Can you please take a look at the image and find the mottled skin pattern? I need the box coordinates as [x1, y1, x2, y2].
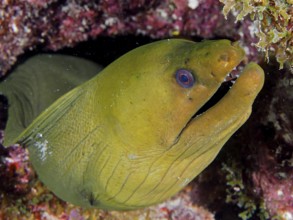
[0, 39, 264, 210]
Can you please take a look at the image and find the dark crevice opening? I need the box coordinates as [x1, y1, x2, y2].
[0, 95, 8, 130]
[171, 80, 234, 146]
[193, 80, 234, 118]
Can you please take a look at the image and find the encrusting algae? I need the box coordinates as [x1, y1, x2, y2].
[0, 39, 264, 210]
[220, 0, 293, 69]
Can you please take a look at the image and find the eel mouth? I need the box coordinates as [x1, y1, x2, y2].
[195, 80, 232, 117]
[173, 61, 264, 146]
[172, 65, 243, 145]
[193, 65, 242, 119]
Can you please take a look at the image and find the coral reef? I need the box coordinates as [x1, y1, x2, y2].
[148, 189, 215, 220]
[0, 144, 33, 196]
[249, 61, 293, 219]
[220, 0, 293, 68]
[0, 0, 292, 219]
[1, 0, 260, 77]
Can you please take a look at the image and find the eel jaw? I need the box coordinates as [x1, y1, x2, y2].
[174, 62, 265, 155]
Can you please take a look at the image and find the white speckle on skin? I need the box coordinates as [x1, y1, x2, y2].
[181, 178, 190, 187]
[34, 133, 50, 162]
[177, 176, 190, 187]
[36, 133, 43, 138]
[128, 154, 138, 160]
[34, 139, 49, 162]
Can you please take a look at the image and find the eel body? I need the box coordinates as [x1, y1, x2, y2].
[0, 55, 102, 144]
[0, 39, 264, 210]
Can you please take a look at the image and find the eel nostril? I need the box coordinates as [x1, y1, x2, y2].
[219, 53, 229, 62]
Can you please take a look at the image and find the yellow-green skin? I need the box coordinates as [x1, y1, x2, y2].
[3, 39, 264, 210]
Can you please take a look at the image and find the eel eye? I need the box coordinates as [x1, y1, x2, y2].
[175, 69, 195, 88]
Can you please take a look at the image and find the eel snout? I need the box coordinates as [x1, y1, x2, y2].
[177, 62, 265, 152]
[221, 62, 265, 116]
[206, 62, 264, 128]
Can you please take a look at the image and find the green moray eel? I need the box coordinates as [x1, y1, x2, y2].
[0, 55, 102, 144]
[0, 39, 264, 210]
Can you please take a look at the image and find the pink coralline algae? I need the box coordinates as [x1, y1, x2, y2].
[0, 0, 259, 76]
[149, 189, 215, 220]
[0, 140, 33, 196]
[249, 63, 293, 219]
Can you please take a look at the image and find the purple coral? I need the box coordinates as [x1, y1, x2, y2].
[0, 143, 33, 195]
[149, 190, 215, 220]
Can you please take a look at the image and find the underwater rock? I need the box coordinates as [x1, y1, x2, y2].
[0, 143, 33, 196]
[0, 0, 260, 76]
[148, 189, 215, 220]
[217, 62, 293, 219]
[220, 0, 293, 68]
[249, 62, 293, 218]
